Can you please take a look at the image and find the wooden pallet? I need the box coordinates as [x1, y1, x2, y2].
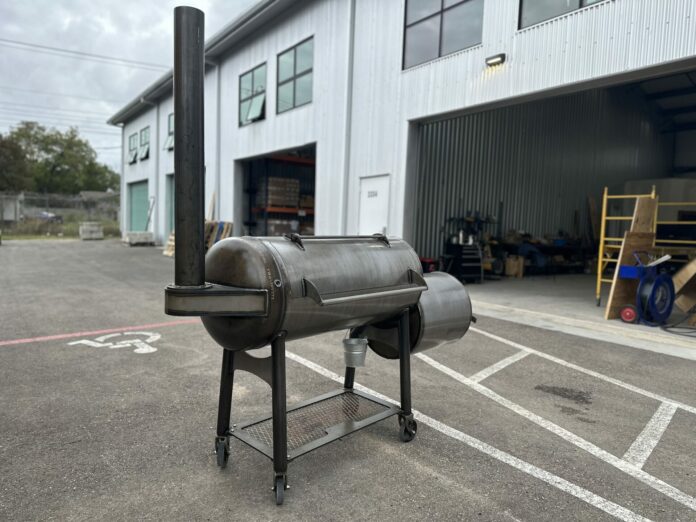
[673, 258, 696, 325]
[163, 221, 233, 258]
[163, 231, 176, 257]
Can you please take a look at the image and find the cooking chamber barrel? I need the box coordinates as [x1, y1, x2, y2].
[201, 235, 426, 351]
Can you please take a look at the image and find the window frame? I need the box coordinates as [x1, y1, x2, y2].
[518, 0, 608, 30]
[128, 133, 138, 164]
[139, 126, 150, 161]
[164, 113, 175, 150]
[402, 0, 483, 70]
[276, 36, 314, 115]
[239, 62, 267, 127]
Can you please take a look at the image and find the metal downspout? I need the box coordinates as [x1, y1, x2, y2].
[215, 61, 222, 220]
[341, 0, 357, 234]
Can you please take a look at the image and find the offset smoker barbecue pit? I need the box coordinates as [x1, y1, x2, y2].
[164, 7, 473, 505]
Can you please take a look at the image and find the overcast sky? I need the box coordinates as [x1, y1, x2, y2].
[0, 0, 257, 171]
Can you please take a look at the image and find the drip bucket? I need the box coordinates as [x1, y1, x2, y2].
[343, 337, 368, 367]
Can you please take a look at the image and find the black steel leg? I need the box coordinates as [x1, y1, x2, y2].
[271, 333, 288, 505]
[344, 367, 355, 389]
[397, 309, 417, 442]
[398, 309, 411, 415]
[215, 349, 235, 467]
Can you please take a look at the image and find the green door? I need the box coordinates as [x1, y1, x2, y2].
[165, 174, 175, 236]
[128, 180, 149, 231]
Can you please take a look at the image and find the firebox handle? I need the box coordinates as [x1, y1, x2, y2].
[303, 269, 427, 306]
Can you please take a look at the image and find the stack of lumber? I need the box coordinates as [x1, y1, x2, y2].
[163, 220, 233, 257]
[673, 258, 696, 326]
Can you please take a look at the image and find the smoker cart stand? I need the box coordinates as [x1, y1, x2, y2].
[214, 309, 417, 505]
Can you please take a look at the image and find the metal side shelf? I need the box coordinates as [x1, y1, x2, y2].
[231, 389, 399, 461]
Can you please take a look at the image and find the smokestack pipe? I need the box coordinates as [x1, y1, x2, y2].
[173, 6, 205, 287]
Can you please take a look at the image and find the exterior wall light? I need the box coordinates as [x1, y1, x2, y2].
[486, 53, 506, 67]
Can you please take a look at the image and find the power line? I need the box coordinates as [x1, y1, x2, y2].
[0, 85, 124, 104]
[0, 37, 170, 72]
[0, 100, 112, 117]
[0, 117, 119, 135]
[0, 108, 108, 125]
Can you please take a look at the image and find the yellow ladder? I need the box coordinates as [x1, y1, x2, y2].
[595, 186, 656, 306]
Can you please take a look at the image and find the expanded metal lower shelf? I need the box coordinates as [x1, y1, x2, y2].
[231, 389, 399, 460]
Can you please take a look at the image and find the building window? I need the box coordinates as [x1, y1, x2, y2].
[403, 0, 484, 69]
[277, 37, 313, 114]
[239, 63, 267, 126]
[519, 0, 604, 29]
[128, 133, 138, 164]
[139, 126, 150, 161]
[164, 113, 174, 150]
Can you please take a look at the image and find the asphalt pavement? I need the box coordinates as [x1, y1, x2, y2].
[1, 239, 695, 521]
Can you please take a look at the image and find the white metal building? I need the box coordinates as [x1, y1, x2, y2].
[109, 0, 696, 256]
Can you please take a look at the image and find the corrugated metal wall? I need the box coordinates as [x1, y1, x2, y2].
[413, 86, 673, 258]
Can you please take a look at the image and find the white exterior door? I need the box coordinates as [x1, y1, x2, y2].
[358, 174, 390, 235]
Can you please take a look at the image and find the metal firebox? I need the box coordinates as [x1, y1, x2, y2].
[164, 6, 473, 505]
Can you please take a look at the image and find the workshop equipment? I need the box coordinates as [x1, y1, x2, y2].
[618, 253, 675, 325]
[164, 7, 473, 505]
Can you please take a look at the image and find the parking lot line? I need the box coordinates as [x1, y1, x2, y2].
[416, 353, 696, 512]
[285, 351, 650, 522]
[468, 350, 530, 383]
[471, 327, 696, 416]
[623, 403, 678, 469]
[0, 319, 199, 347]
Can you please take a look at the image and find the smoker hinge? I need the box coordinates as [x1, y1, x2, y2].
[284, 233, 305, 250]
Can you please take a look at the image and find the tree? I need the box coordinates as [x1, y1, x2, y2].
[0, 134, 32, 192]
[0, 122, 119, 194]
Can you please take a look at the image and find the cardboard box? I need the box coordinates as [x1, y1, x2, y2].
[505, 255, 525, 278]
[256, 177, 300, 207]
[299, 195, 315, 209]
[266, 219, 299, 236]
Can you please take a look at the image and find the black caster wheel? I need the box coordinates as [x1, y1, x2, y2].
[215, 437, 229, 468]
[398, 415, 417, 442]
[274, 475, 287, 505]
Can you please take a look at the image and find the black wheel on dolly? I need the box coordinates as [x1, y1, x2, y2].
[274, 475, 286, 505]
[398, 415, 417, 442]
[215, 438, 229, 468]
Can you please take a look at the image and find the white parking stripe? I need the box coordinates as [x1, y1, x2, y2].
[416, 353, 696, 513]
[471, 327, 696, 416]
[468, 350, 529, 383]
[285, 351, 649, 522]
[623, 403, 678, 469]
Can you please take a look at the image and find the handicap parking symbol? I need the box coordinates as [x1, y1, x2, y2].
[68, 331, 160, 354]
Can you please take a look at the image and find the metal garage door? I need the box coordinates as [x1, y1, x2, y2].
[128, 180, 149, 231]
